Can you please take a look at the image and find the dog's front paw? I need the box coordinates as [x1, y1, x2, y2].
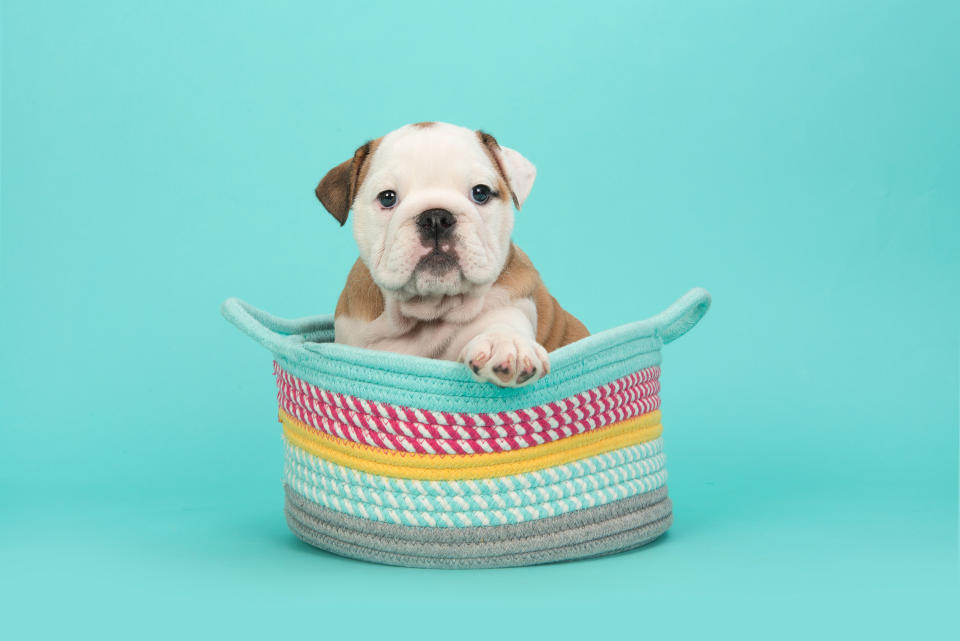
[459, 334, 550, 388]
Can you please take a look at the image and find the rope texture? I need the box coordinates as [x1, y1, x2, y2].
[285, 446, 668, 528]
[283, 437, 665, 496]
[275, 362, 659, 431]
[280, 409, 662, 480]
[285, 441, 667, 513]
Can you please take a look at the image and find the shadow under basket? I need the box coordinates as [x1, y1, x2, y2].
[221, 287, 710, 569]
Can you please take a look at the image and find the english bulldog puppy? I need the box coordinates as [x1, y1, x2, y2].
[315, 122, 588, 387]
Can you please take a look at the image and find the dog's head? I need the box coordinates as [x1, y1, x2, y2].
[315, 122, 536, 299]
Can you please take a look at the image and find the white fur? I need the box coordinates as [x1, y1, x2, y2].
[338, 122, 548, 387]
[499, 146, 537, 207]
[352, 123, 517, 299]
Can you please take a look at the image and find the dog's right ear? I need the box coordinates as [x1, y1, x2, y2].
[315, 140, 377, 226]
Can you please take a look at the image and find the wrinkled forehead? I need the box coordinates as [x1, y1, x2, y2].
[366, 123, 496, 187]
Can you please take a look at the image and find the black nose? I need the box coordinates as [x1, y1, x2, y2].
[416, 208, 456, 242]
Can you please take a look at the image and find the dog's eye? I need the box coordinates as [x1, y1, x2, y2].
[471, 184, 491, 204]
[377, 190, 397, 208]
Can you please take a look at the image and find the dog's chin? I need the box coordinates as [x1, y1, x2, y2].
[410, 251, 465, 297]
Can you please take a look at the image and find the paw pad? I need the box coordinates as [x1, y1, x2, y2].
[460, 334, 550, 388]
[516, 357, 537, 384]
[491, 356, 515, 383]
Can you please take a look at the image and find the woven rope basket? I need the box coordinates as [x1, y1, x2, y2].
[222, 287, 710, 568]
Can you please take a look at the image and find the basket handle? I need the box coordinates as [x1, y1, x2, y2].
[220, 297, 334, 356]
[653, 287, 711, 344]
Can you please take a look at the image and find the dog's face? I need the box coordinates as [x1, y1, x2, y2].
[316, 122, 536, 299]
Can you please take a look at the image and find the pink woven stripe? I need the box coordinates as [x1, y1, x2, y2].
[273, 363, 660, 428]
[272, 363, 661, 454]
[278, 392, 660, 454]
[276, 376, 660, 440]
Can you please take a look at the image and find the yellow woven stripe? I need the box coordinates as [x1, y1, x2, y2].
[279, 409, 663, 480]
[281, 408, 661, 468]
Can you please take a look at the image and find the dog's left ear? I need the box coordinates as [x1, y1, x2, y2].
[315, 141, 376, 226]
[477, 131, 537, 209]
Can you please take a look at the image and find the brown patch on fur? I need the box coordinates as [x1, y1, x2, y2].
[476, 131, 521, 209]
[335, 259, 385, 321]
[492, 175, 511, 208]
[411, 121, 435, 128]
[315, 137, 382, 225]
[494, 245, 589, 351]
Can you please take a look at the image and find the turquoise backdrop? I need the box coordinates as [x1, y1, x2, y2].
[2, 1, 958, 638]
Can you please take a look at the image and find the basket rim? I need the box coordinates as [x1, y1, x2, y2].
[221, 288, 709, 410]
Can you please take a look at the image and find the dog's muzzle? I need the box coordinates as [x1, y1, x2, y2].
[416, 208, 456, 246]
[414, 208, 459, 275]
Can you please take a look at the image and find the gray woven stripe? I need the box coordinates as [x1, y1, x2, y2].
[284, 483, 669, 543]
[285, 494, 672, 560]
[285, 485, 671, 556]
[282, 485, 672, 568]
[285, 508, 671, 569]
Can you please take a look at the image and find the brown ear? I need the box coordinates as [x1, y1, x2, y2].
[476, 131, 520, 209]
[315, 140, 378, 225]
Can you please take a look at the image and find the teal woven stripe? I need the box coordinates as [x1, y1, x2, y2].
[283, 458, 669, 528]
[283, 438, 665, 496]
[285, 470, 668, 528]
[285, 452, 666, 511]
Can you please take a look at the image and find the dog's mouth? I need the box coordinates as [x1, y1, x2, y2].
[415, 248, 459, 275]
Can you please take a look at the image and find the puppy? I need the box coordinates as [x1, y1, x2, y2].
[315, 122, 588, 387]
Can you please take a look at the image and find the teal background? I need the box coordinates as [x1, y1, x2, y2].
[2, 1, 958, 638]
